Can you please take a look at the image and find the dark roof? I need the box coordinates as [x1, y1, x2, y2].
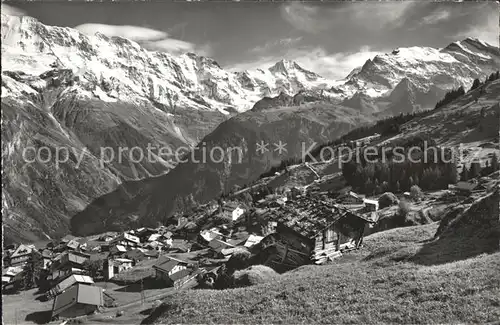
[153, 256, 189, 273]
[61, 234, 77, 243]
[208, 239, 235, 252]
[66, 240, 80, 250]
[10, 244, 34, 258]
[456, 182, 479, 191]
[266, 196, 373, 239]
[169, 269, 192, 282]
[52, 284, 103, 317]
[52, 274, 95, 294]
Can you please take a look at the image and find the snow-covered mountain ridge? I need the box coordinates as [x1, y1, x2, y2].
[3, 14, 499, 115]
[1, 14, 338, 114]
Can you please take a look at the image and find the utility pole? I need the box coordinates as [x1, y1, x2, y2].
[140, 277, 145, 305]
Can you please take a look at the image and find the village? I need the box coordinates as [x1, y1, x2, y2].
[3, 155, 497, 324]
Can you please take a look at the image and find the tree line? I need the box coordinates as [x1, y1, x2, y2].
[341, 135, 459, 195]
[435, 70, 500, 110]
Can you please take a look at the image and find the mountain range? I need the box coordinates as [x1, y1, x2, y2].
[2, 12, 499, 242]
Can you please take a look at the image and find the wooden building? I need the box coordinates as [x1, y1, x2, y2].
[51, 284, 103, 320]
[153, 256, 197, 287]
[7, 244, 35, 267]
[255, 198, 375, 273]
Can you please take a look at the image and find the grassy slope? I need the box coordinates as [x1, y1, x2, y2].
[144, 220, 500, 324]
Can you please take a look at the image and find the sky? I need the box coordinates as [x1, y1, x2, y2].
[2, 1, 499, 80]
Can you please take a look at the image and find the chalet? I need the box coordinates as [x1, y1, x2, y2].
[221, 202, 246, 221]
[2, 266, 23, 285]
[125, 248, 148, 261]
[256, 198, 375, 272]
[363, 199, 379, 212]
[66, 239, 80, 251]
[98, 234, 114, 242]
[208, 238, 235, 256]
[173, 220, 199, 241]
[8, 244, 35, 267]
[109, 244, 128, 257]
[147, 233, 162, 242]
[344, 191, 365, 205]
[199, 229, 223, 243]
[50, 251, 90, 280]
[153, 256, 196, 287]
[228, 234, 250, 247]
[455, 181, 485, 196]
[109, 232, 140, 248]
[135, 227, 157, 243]
[220, 247, 245, 259]
[51, 284, 103, 320]
[145, 241, 165, 252]
[170, 239, 191, 253]
[50, 274, 95, 296]
[100, 243, 110, 252]
[244, 235, 264, 248]
[60, 234, 78, 244]
[104, 258, 133, 280]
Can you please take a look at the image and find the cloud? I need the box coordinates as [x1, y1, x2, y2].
[280, 3, 332, 33]
[1, 4, 26, 16]
[339, 2, 416, 29]
[75, 23, 212, 56]
[227, 46, 385, 80]
[281, 2, 416, 33]
[453, 7, 498, 46]
[75, 24, 167, 42]
[250, 37, 303, 54]
[421, 9, 451, 25]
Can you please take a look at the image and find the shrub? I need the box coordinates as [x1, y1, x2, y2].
[378, 192, 399, 209]
[226, 248, 253, 273]
[232, 265, 279, 288]
[410, 185, 424, 201]
[395, 200, 411, 226]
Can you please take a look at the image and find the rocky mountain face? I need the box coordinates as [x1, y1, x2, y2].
[70, 102, 372, 236]
[2, 12, 499, 242]
[339, 39, 500, 114]
[0, 13, 341, 243]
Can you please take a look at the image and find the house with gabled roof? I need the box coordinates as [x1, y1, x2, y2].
[50, 251, 90, 281]
[2, 266, 23, 286]
[66, 239, 80, 251]
[363, 198, 379, 211]
[8, 244, 35, 267]
[256, 197, 376, 272]
[50, 274, 95, 296]
[208, 238, 235, 256]
[244, 234, 264, 248]
[454, 181, 486, 196]
[60, 234, 77, 244]
[136, 227, 157, 243]
[109, 244, 128, 257]
[51, 284, 103, 320]
[109, 232, 140, 248]
[104, 258, 134, 280]
[153, 256, 197, 287]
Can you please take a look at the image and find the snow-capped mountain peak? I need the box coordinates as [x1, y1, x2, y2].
[2, 12, 499, 115]
[1, 13, 334, 115]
